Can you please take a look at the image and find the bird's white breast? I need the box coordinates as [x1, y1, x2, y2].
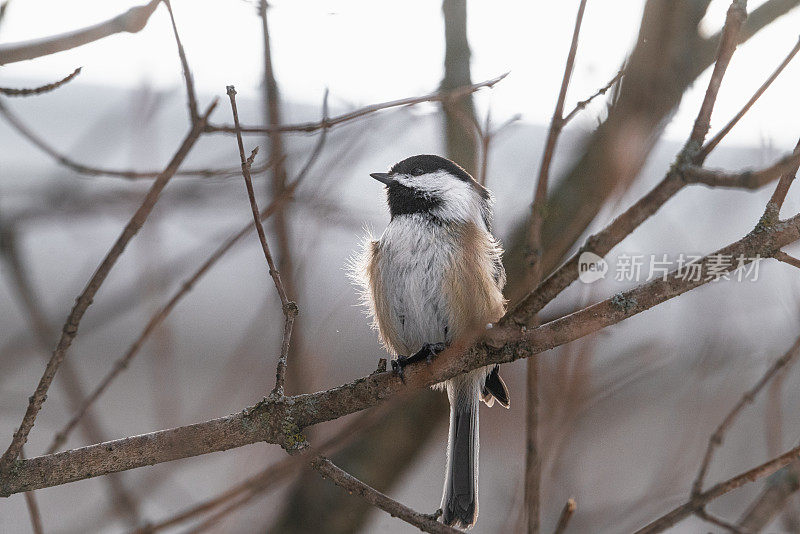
[375, 214, 455, 355]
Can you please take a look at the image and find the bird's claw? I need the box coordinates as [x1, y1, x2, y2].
[392, 343, 447, 383]
[422, 508, 443, 521]
[391, 356, 412, 383]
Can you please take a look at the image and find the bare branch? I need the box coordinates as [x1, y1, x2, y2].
[0, 0, 161, 64]
[509, 0, 752, 327]
[764, 138, 800, 221]
[0, 98, 254, 180]
[227, 84, 297, 396]
[136, 402, 391, 533]
[0, 224, 141, 517]
[0, 100, 218, 472]
[20, 449, 43, 534]
[635, 439, 800, 534]
[312, 457, 459, 534]
[45, 186, 290, 456]
[687, 0, 747, 149]
[227, 86, 289, 308]
[700, 36, 800, 158]
[0, 67, 81, 96]
[163, 0, 199, 124]
[683, 149, 800, 189]
[562, 68, 624, 124]
[45, 97, 329, 455]
[524, 4, 588, 530]
[5, 204, 800, 495]
[774, 250, 800, 270]
[692, 334, 800, 497]
[205, 73, 508, 135]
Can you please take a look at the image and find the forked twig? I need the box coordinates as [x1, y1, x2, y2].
[227, 85, 297, 397]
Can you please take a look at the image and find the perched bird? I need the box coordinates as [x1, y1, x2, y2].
[352, 154, 510, 528]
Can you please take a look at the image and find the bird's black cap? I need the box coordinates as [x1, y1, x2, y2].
[389, 154, 473, 182]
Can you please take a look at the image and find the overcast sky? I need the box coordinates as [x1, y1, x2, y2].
[1, 0, 799, 151]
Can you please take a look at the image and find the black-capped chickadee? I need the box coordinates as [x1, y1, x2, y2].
[352, 154, 510, 529]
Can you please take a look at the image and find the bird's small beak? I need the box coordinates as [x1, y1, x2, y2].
[370, 172, 393, 185]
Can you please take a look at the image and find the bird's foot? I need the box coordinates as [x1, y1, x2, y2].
[422, 508, 443, 522]
[391, 343, 447, 383]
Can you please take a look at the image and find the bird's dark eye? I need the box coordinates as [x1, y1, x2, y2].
[411, 167, 424, 176]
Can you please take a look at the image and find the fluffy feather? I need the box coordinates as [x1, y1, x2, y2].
[351, 154, 508, 529]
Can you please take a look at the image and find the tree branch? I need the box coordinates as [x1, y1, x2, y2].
[311, 457, 459, 534]
[44, 97, 328, 456]
[0, 100, 217, 472]
[0, 67, 81, 96]
[0, 0, 161, 64]
[700, 36, 800, 158]
[204, 73, 507, 135]
[163, 0, 198, 124]
[5, 204, 800, 495]
[692, 334, 800, 498]
[635, 440, 800, 534]
[0, 98, 256, 180]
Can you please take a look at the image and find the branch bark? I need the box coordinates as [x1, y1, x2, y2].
[0, 0, 161, 64]
[5, 204, 800, 496]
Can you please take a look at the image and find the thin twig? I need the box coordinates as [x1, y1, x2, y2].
[0, 0, 161, 64]
[0, 100, 217, 472]
[524, 3, 588, 531]
[691, 334, 800, 497]
[46, 97, 329, 454]
[227, 85, 297, 396]
[526, 0, 588, 285]
[700, 36, 800, 159]
[162, 0, 198, 124]
[635, 439, 800, 534]
[312, 457, 460, 534]
[0, 224, 141, 518]
[552, 498, 576, 534]
[0, 67, 81, 96]
[562, 68, 624, 124]
[687, 0, 747, 149]
[508, 0, 753, 327]
[227, 86, 288, 307]
[763, 137, 800, 221]
[0, 99, 255, 180]
[205, 73, 508, 135]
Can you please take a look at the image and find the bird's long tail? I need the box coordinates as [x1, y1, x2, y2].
[441, 373, 481, 528]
